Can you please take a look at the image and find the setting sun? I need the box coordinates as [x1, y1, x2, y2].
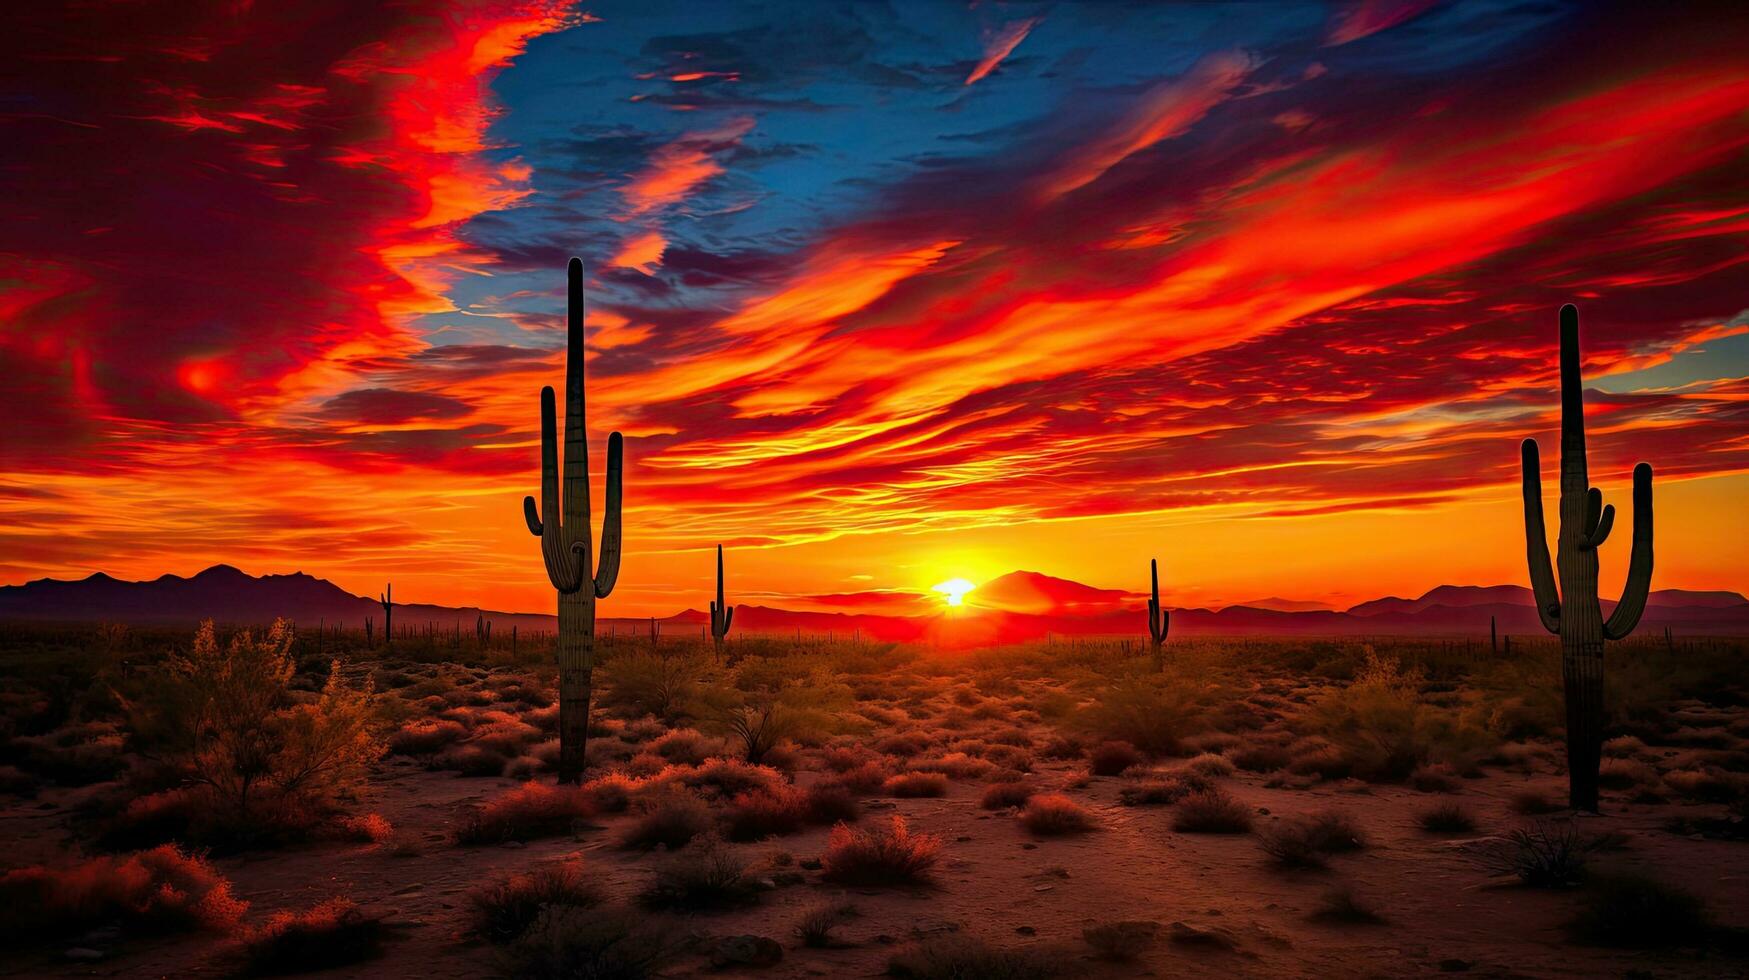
[932, 577, 977, 607]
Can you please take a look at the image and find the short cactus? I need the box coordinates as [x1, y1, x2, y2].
[1146, 558, 1169, 669]
[1520, 304, 1654, 812]
[522, 257, 624, 785]
[710, 544, 735, 660]
[379, 584, 393, 647]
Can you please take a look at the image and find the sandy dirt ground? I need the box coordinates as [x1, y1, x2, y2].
[4, 740, 1745, 979]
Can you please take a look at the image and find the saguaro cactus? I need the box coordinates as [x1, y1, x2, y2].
[1146, 559, 1169, 669]
[522, 257, 624, 785]
[1521, 304, 1654, 812]
[710, 544, 735, 660]
[379, 584, 393, 648]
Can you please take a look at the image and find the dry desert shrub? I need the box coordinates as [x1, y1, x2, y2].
[1087, 740, 1146, 776]
[1172, 789, 1253, 834]
[1479, 819, 1600, 887]
[1185, 752, 1236, 778]
[118, 619, 383, 849]
[887, 935, 1061, 980]
[722, 785, 809, 841]
[980, 781, 1036, 810]
[821, 815, 940, 886]
[0, 845, 246, 943]
[639, 834, 758, 910]
[619, 787, 712, 850]
[795, 902, 858, 948]
[469, 861, 602, 943]
[1417, 801, 1476, 834]
[1019, 793, 1098, 835]
[803, 782, 861, 824]
[387, 718, 467, 755]
[239, 899, 385, 975]
[456, 781, 596, 845]
[884, 771, 949, 797]
[1257, 810, 1365, 868]
[1076, 676, 1204, 755]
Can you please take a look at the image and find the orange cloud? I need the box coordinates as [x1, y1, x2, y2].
[620, 116, 755, 218]
[965, 17, 1040, 87]
[1037, 50, 1255, 202]
[609, 229, 668, 274]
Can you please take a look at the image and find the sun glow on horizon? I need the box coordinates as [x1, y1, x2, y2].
[932, 577, 977, 607]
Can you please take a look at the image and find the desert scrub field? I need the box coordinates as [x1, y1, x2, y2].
[0, 622, 1745, 976]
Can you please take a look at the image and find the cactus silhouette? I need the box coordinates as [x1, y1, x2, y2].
[522, 257, 624, 785]
[379, 584, 393, 648]
[1520, 304, 1654, 812]
[1146, 558, 1169, 669]
[710, 544, 735, 660]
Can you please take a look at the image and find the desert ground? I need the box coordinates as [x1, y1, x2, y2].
[1, 623, 1745, 978]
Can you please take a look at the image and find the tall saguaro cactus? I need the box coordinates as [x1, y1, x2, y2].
[523, 257, 624, 785]
[1146, 559, 1170, 670]
[710, 544, 735, 660]
[1521, 304, 1654, 812]
[380, 584, 393, 647]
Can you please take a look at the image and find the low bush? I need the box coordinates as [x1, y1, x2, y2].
[1018, 793, 1098, 835]
[1118, 773, 1207, 806]
[1418, 802, 1476, 834]
[639, 835, 757, 910]
[1171, 789, 1253, 834]
[888, 935, 1061, 979]
[803, 782, 861, 824]
[883, 771, 949, 798]
[0, 845, 246, 943]
[619, 788, 712, 851]
[795, 902, 858, 948]
[1257, 810, 1364, 868]
[1087, 741, 1146, 777]
[979, 781, 1036, 810]
[470, 861, 602, 943]
[821, 815, 940, 886]
[456, 781, 596, 845]
[1229, 742, 1292, 773]
[239, 899, 385, 975]
[1185, 752, 1235, 778]
[1480, 819, 1598, 887]
[722, 786, 808, 842]
[500, 906, 670, 980]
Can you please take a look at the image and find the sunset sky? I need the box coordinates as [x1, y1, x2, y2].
[3, 1, 1748, 618]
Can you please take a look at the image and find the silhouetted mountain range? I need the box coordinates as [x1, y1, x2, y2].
[2, 565, 1745, 642]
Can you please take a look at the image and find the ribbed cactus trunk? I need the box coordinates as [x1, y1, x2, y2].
[1521, 305, 1654, 812]
[523, 258, 624, 785]
[1146, 559, 1169, 670]
[380, 584, 392, 649]
[710, 544, 734, 661]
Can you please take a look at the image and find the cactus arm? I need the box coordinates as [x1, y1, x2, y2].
[724, 605, 734, 633]
[523, 497, 543, 536]
[593, 431, 624, 598]
[1582, 503, 1615, 551]
[534, 386, 584, 593]
[1583, 487, 1602, 537]
[1603, 463, 1654, 640]
[1520, 439, 1562, 634]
